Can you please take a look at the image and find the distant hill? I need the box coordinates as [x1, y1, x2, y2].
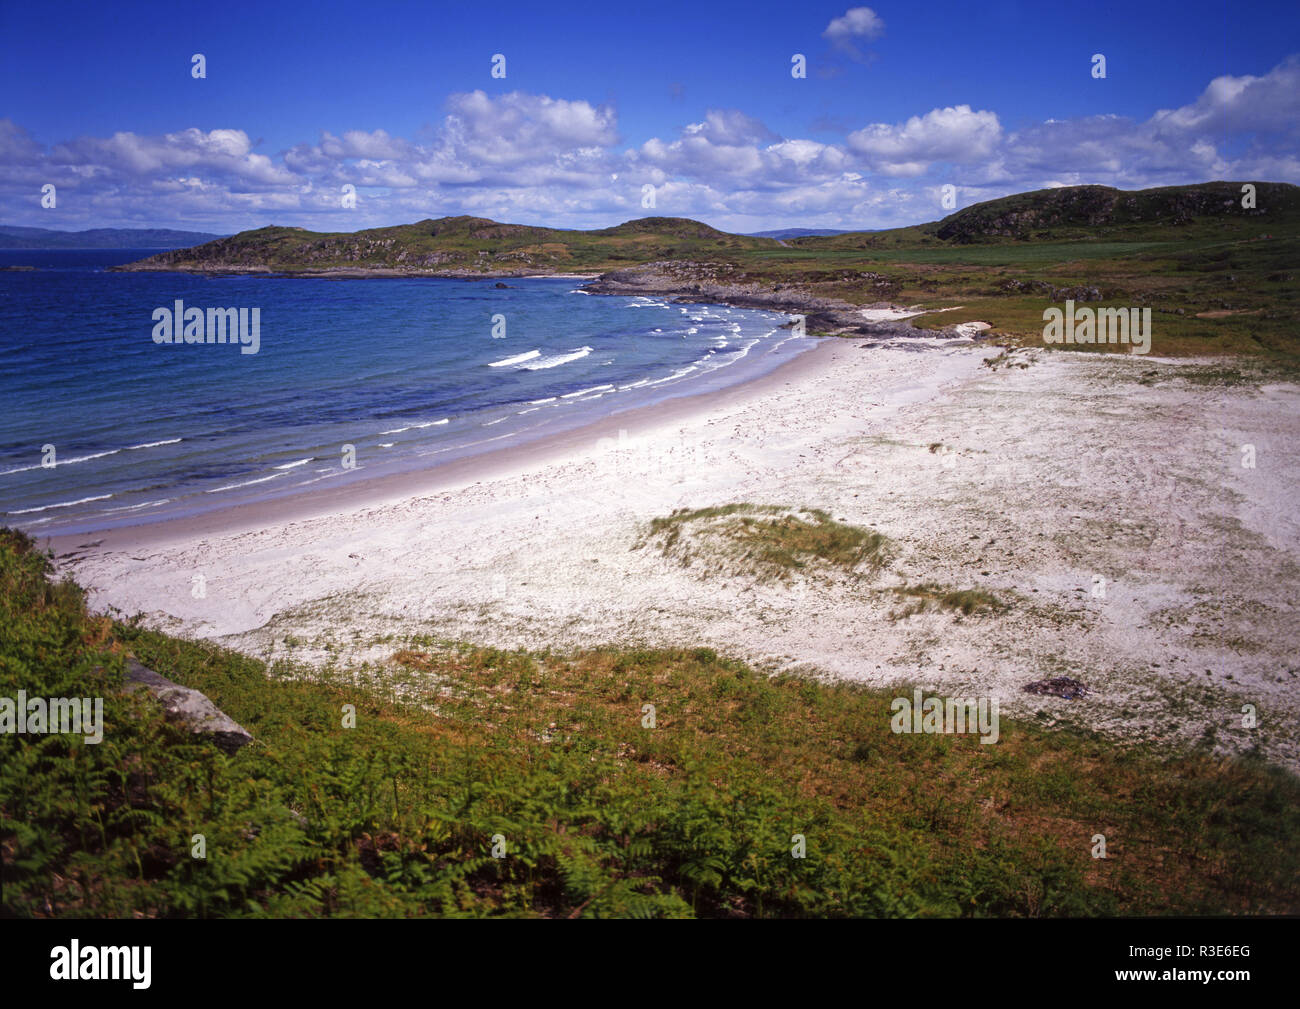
[930, 182, 1300, 243]
[790, 181, 1300, 248]
[115, 215, 779, 275]
[0, 225, 225, 249]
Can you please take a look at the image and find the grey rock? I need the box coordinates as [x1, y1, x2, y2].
[123, 660, 253, 754]
[581, 261, 904, 337]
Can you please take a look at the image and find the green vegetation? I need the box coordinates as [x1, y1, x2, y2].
[118, 215, 778, 276]
[784, 183, 1299, 360]
[890, 583, 1007, 618]
[641, 504, 887, 580]
[3, 528, 1299, 917]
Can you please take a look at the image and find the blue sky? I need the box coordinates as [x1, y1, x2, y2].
[2, 0, 1298, 232]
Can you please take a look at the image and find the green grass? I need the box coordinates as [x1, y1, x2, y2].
[641, 504, 888, 580]
[890, 583, 1008, 618]
[3, 527, 1299, 917]
[766, 241, 1180, 265]
[120, 215, 780, 276]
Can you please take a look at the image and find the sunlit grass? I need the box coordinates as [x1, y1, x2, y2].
[642, 504, 888, 580]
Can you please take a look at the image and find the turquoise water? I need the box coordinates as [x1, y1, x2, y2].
[0, 250, 809, 533]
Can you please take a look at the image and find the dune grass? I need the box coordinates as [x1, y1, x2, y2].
[890, 583, 1008, 618]
[642, 504, 888, 581]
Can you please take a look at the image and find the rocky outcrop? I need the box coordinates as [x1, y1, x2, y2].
[1002, 279, 1103, 302]
[123, 660, 253, 754]
[581, 261, 907, 336]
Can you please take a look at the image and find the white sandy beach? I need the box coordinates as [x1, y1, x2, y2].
[51, 334, 1300, 769]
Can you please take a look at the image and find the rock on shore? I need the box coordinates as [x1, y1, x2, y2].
[582, 260, 941, 337]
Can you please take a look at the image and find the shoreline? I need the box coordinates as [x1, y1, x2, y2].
[51, 337, 1300, 773]
[108, 265, 604, 281]
[47, 335, 841, 556]
[17, 273, 815, 541]
[108, 261, 937, 337]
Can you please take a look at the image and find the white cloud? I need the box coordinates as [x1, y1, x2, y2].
[440, 90, 618, 164]
[50, 127, 296, 187]
[823, 7, 885, 55]
[1150, 54, 1300, 137]
[847, 105, 1002, 175]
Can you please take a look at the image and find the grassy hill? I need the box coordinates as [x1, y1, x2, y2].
[116, 215, 778, 275]
[790, 181, 1300, 248]
[736, 181, 1300, 359]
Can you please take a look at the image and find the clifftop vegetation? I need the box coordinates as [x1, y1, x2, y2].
[3, 527, 1298, 917]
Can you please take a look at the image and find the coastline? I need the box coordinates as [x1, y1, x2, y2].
[11, 267, 816, 537]
[108, 260, 931, 337]
[47, 334, 840, 555]
[51, 335, 1300, 772]
[109, 265, 602, 281]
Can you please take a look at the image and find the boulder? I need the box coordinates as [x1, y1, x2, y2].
[123, 660, 253, 754]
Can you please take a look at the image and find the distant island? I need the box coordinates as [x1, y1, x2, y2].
[0, 224, 226, 250]
[745, 228, 861, 239]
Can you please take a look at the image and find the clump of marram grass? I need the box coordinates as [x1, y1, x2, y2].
[890, 582, 1006, 619]
[638, 504, 888, 581]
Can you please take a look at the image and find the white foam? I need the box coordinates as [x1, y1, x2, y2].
[1, 448, 119, 475]
[520, 346, 593, 371]
[205, 472, 287, 494]
[645, 366, 699, 387]
[562, 384, 614, 399]
[381, 418, 449, 434]
[104, 498, 171, 514]
[1, 436, 185, 476]
[274, 458, 312, 470]
[128, 438, 183, 450]
[9, 493, 114, 515]
[489, 349, 541, 367]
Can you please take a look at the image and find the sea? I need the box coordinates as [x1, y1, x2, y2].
[0, 250, 812, 535]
